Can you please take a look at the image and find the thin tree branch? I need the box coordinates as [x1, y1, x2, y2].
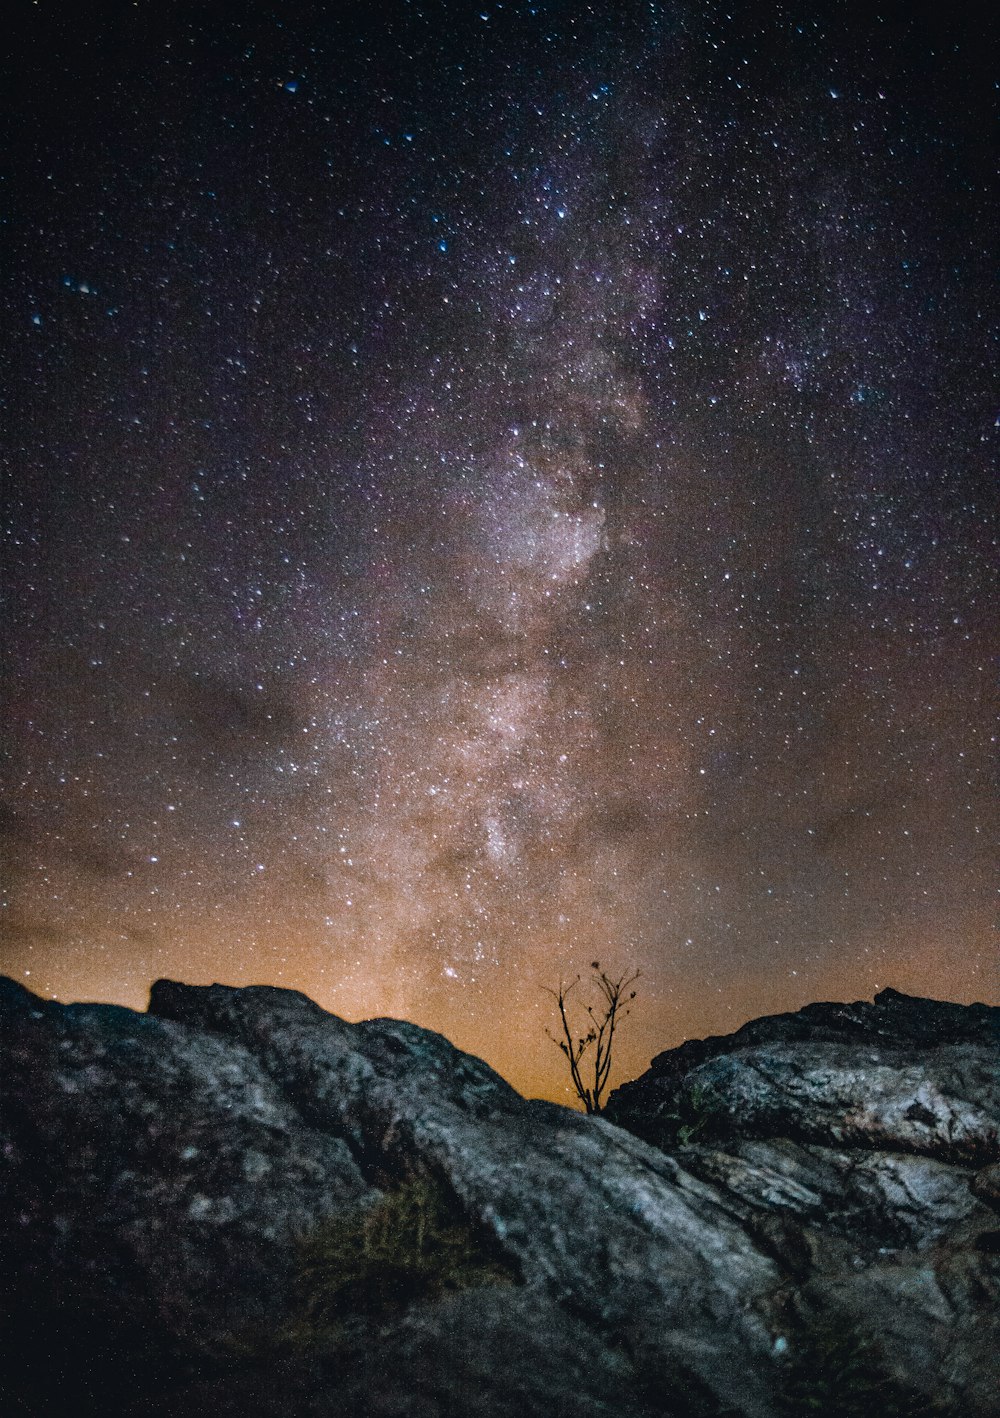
[544, 965, 639, 1113]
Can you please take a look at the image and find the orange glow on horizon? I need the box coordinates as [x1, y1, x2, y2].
[12, 914, 996, 1106]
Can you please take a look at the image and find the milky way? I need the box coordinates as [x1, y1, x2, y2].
[2, 2, 996, 1098]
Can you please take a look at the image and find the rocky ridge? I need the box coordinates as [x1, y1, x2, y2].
[1, 977, 997, 1416]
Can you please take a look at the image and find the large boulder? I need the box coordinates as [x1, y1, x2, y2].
[605, 987, 1000, 1414]
[604, 988, 999, 1163]
[1, 976, 779, 1417]
[144, 978, 782, 1414]
[0, 977, 375, 1411]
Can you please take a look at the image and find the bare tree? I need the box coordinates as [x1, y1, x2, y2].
[544, 962, 639, 1113]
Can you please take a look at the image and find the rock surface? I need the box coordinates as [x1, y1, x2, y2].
[605, 988, 999, 1163]
[605, 987, 1000, 1413]
[2, 976, 997, 1416]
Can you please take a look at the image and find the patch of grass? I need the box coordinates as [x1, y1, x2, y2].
[657, 1084, 724, 1148]
[291, 1176, 515, 1333]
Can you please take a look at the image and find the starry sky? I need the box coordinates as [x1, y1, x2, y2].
[2, 0, 996, 1101]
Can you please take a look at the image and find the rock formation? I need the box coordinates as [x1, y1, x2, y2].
[1, 977, 997, 1416]
[604, 987, 1000, 1413]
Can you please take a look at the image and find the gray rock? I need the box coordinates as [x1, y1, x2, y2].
[146, 979, 782, 1414]
[0, 978, 374, 1372]
[3, 976, 997, 1416]
[606, 988, 1000, 1415]
[689, 1137, 986, 1247]
[646, 1043, 997, 1161]
[971, 1160, 1000, 1211]
[1, 977, 780, 1416]
[605, 988, 999, 1163]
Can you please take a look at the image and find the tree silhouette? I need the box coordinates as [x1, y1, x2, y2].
[545, 962, 639, 1113]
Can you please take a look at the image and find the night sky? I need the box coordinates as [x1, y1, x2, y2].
[2, 1, 996, 1101]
